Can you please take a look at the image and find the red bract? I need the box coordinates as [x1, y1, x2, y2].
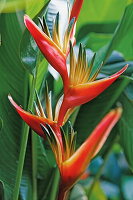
[69, 0, 84, 43]
[70, 0, 84, 22]
[58, 60, 127, 125]
[56, 44, 128, 125]
[8, 95, 51, 138]
[38, 107, 122, 199]
[58, 107, 122, 198]
[8, 94, 64, 150]
[24, 15, 68, 87]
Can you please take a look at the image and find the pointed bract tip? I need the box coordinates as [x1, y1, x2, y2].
[24, 14, 30, 23]
[110, 106, 122, 115]
[8, 95, 23, 111]
[115, 107, 123, 115]
[8, 94, 12, 101]
[111, 64, 128, 78]
[119, 64, 128, 74]
[24, 14, 34, 28]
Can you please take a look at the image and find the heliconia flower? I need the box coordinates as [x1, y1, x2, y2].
[8, 86, 65, 151]
[43, 107, 122, 200]
[57, 44, 128, 125]
[60, 108, 122, 190]
[24, 0, 83, 90]
[8, 81, 77, 151]
[40, 108, 122, 199]
[24, 14, 68, 88]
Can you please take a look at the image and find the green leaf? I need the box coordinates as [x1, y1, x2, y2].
[121, 176, 133, 200]
[25, 0, 48, 18]
[119, 92, 133, 170]
[20, 2, 49, 75]
[0, 0, 26, 13]
[124, 82, 133, 100]
[77, 22, 117, 42]
[101, 181, 120, 200]
[109, 2, 133, 60]
[101, 51, 133, 77]
[0, 181, 4, 200]
[70, 184, 88, 200]
[19, 132, 56, 200]
[54, 76, 63, 98]
[87, 3, 133, 72]
[0, 13, 28, 199]
[77, 0, 128, 32]
[0, 0, 47, 14]
[84, 32, 112, 51]
[102, 61, 133, 76]
[36, 137, 56, 199]
[20, 28, 38, 75]
[36, 59, 48, 92]
[0, 118, 3, 131]
[74, 77, 130, 146]
[105, 51, 125, 64]
[86, 182, 107, 200]
[20, 138, 33, 200]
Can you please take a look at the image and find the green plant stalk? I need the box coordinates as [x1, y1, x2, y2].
[49, 167, 60, 200]
[87, 135, 119, 199]
[13, 53, 40, 200]
[42, 168, 56, 200]
[12, 73, 37, 200]
[31, 54, 41, 200]
[32, 132, 38, 200]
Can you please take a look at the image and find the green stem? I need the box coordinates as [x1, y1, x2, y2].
[31, 54, 40, 200]
[87, 136, 119, 199]
[49, 167, 60, 200]
[12, 74, 37, 200]
[13, 53, 40, 200]
[32, 133, 38, 200]
[42, 168, 57, 200]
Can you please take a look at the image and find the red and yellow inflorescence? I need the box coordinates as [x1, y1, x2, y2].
[9, 0, 127, 199]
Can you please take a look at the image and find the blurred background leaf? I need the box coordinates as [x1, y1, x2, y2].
[77, 0, 132, 38]
[0, 12, 29, 199]
[69, 184, 88, 200]
[0, 118, 3, 131]
[0, 0, 46, 14]
[20, 1, 49, 75]
[93, 3, 133, 72]
[121, 176, 133, 200]
[119, 92, 133, 171]
[0, 181, 4, 200]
